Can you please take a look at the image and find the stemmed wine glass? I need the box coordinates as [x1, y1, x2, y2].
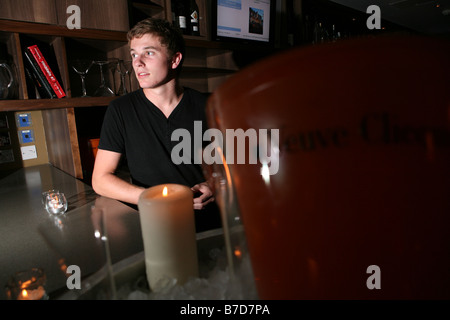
[108, 58, 120, 96]
[71, 59, 93, 97]
[117, 60, 133, 95]
[93, 60, 115, 97]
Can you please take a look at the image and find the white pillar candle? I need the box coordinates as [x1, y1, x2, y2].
[138, 184, 199, 292]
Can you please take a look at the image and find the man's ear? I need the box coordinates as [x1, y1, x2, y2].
[171, 52, 183, 70]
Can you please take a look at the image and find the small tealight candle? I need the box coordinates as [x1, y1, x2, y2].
[43, 191, 68, 215]
[17, 286, 46, 300]
[6, 268, 47, 300]
[42, 189, 57, 208]
[138, 184, 199, 292]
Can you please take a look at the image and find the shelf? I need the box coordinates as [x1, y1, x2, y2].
[182, 66, 237, 77]
[0, 97, 116, 112]
[132, 2, 165, 17]
[0, 19, 268, 53]
[0, 19, 127, 42]
[184, 37, 270, 51]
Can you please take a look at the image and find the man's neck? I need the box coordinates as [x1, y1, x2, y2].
[143, 81, 184, 118]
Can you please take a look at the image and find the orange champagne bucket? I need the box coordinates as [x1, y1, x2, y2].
[206, 35, 450, 299]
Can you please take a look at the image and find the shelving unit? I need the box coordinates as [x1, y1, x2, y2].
[0, 97, 116, 112]
[0, 2, 240, 112]
[0, 0, 241, 182]
[0, 17, 133, 179]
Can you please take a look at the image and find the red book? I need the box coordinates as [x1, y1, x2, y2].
[27, 45, 66, 98]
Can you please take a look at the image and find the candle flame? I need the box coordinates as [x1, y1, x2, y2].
[50, 194, 59, 208]
[162, 186, 168, 197]
[22, 289, 28, 298]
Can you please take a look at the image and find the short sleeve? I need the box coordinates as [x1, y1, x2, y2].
[98, 102, 125, 154]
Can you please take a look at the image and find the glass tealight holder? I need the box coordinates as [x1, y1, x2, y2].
[43, 191, 68, 215]
[6, 268, 48, 300]
[41, 189, 57, 208]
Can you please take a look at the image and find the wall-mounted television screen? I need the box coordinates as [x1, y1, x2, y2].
[212, 0, 275, 46]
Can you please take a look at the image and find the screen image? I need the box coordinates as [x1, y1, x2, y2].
[217, 0, 272, 43]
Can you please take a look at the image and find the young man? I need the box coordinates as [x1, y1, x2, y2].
[92, 18, 221, 232]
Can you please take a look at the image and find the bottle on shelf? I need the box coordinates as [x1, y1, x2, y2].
[172, 0, 189, 35]
[189, 0, 200, 36]
[313, 20, 329, 44]
[312, 20, 321, 44]
[331, 24, 341, 42]
[286, 0, 296, 46]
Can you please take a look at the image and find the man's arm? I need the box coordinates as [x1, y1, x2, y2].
[92, 149, 145, 205]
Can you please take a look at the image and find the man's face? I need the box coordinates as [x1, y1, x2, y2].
[130, 33, 178, 89]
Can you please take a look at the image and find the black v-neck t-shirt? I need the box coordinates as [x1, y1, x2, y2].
[99, 87, 208, 189]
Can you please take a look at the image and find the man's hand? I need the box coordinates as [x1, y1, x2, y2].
[191, 182, 215, 210]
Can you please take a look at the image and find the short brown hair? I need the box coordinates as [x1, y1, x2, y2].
[128, 18, 185, 70]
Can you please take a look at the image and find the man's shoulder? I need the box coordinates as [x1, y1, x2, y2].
[184, 87, 209, 103]
[109, 89, 142, 108]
